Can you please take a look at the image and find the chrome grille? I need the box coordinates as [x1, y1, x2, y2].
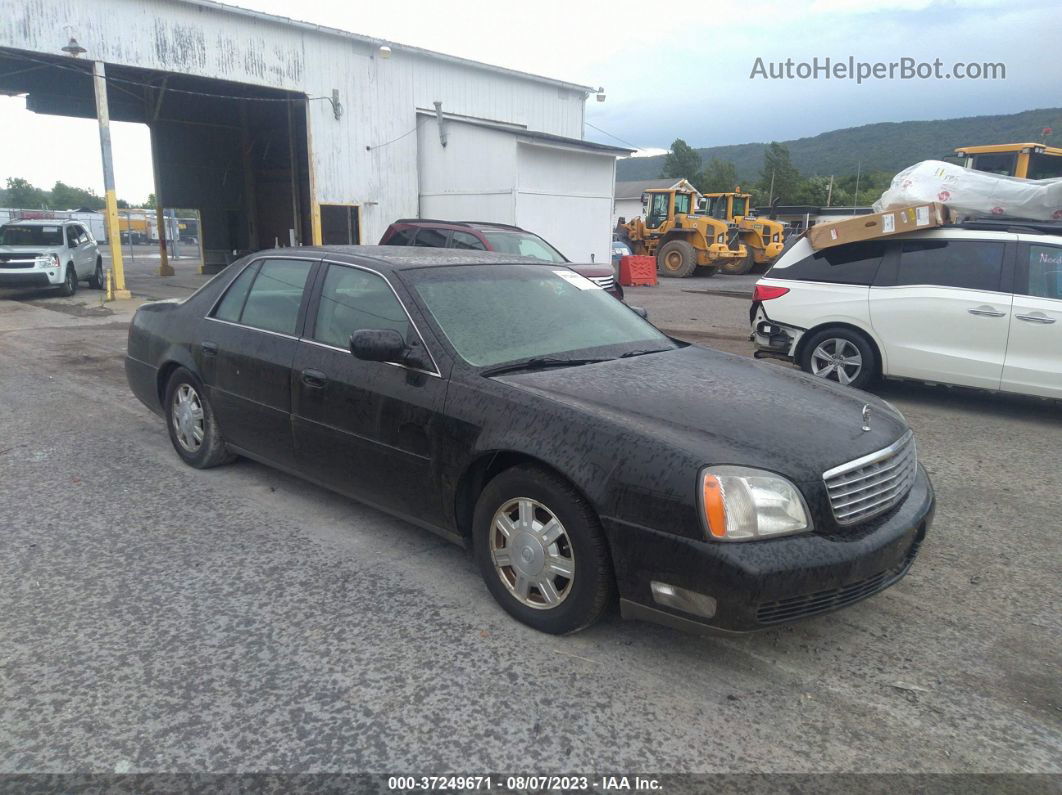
[823, 431, 917, 526]
[588, 274, 615, 291]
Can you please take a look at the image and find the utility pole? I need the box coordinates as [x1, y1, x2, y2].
[826, 175, 834, 208]
[768, 170, 776, 207]
[92, 60, 131, 299]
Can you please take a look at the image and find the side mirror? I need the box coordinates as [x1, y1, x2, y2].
[350, 328, 407, 363]
[629, 306, 648, 320]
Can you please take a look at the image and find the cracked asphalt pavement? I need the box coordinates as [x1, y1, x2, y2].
[0, 273, 1059, 776]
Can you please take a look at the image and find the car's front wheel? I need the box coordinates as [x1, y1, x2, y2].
[800, 328, 877, 389]
[164, 368, 235, 468]
[473, 465, 614, 634]
[58, 264, 77, 297]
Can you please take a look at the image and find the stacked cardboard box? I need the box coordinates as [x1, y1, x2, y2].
[808, 203, 950, 250]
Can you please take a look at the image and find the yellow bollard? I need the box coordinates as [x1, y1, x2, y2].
[105, 269, 115, 302]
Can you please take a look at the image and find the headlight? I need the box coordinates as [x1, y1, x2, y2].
[717, 233, 725, 243]
[36, 253, 59, 269]
[700, 466, 811, 541]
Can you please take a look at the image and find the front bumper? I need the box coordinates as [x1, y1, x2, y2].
[0, 271, 58, 288]
[605, 464, 935, 633]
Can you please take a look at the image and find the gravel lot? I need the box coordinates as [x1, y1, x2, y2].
[1, 262, 1059, 779]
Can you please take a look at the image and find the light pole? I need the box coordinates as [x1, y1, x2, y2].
[63, 38, 130, 299]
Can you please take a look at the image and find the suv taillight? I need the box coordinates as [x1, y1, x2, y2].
[752, 284, 789, 301]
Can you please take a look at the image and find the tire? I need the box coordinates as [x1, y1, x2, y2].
[656, 240, 697, 278]
[58, 264, 77, 297]
[799, 328, 877, 390]
[89, 257, 105, 290]
[163, 367, 236, 468]
[719, 253, 754, 275]
[472, 465, 614, 634]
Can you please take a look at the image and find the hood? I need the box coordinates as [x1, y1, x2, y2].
[566, 262, 614, 278]
[497, 345, 908, 482]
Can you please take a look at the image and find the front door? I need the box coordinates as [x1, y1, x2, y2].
[870, 237, 1012, 389]
[203, 256, 318, 468]
[1001, 241, 1062, 398]
[292, 262, 448, 524]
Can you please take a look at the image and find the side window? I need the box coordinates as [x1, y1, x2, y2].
[239, 259, 314, 335]
[313, 265, 410, 349]
[770, 240, 886, 285]
[413, 228, 449, 248]
[1026, 245, 1062, 300]
[213, 263, 259, 323]
[66, 226, 78, 246]
[451, 231, 486, 250]
[385, 228, 414, 246]
[897, 240, 1004, 291]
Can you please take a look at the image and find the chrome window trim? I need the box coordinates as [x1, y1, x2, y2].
[204, 316, 299, 340]
[204, 254, 322, 322]
[823, 430, 914, 480]
[315, 258, 442, 377]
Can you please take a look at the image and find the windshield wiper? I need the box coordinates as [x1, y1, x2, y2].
[480, 356, 612, 377]
[619, 348, 673, 358]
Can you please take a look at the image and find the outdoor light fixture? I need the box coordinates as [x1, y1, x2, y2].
[61, 37, 86, 57]
[379, 45, 392, 59]
[596, 86, 606, 102]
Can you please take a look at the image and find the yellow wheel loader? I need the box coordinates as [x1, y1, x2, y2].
[620, 188, 747, 278]
[954, 142, 1062, 179]
[699, 192, 785, 275]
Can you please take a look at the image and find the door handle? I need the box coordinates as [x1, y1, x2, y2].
[301, 368, 329, 389]
[967, 306, 1006, 317]
[1015, 313, 1056, 324]
[202, 341, 218, 356]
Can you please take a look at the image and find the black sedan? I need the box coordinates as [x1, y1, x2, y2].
[126, 246, 934, 635]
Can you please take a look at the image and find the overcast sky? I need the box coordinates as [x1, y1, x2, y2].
[1, 0, 1059, 204]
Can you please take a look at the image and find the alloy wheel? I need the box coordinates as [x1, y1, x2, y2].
[490, 498, 575, 610]
[811, 338, 863, 385]
[171, 383, 205, 453]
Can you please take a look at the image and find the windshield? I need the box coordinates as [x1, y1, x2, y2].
[0, 225, 63, 246]
[404, 264, 674, 367]
[481, 231, 567, 263]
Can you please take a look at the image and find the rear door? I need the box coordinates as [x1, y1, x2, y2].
[203, 256, 319, 469]
[869, 236, 1012, 389]
[1001, 239, 1062, 398]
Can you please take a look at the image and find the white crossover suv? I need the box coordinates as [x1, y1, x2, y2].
[0, 219, 104, 296]
[751, 220, 1061, 399]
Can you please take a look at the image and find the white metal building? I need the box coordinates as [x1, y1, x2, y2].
[0, 0, 628, 266]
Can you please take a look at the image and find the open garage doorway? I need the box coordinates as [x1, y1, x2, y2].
[0, 48, 313, 273]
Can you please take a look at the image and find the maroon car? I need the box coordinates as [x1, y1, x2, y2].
[379, 219, 623, 300]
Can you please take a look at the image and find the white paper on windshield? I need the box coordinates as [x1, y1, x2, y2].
[43, 226, 59, 232]
[552, 269, 601, 289]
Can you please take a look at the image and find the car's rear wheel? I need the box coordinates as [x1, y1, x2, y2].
[656, 240, 697, 278]
[58, 264, 77, 297]
[89, 258, 105, 290]
[164, 367, 235, 468]
[473, 465, 614, 634]
[800, 328, 877, 389]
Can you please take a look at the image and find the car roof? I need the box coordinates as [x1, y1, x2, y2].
[258, 244, 557, 271]
[1, 219, 75, 226]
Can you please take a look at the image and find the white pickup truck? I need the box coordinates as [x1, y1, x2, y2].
[0, 219, 104, 296]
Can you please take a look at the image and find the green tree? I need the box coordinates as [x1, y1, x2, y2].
[116, 198, 130, 209]
[794, 175, 833, 206]
[50, 181, 104, 210]
[697, 158, 738, 193]
[661, 138, 702, 180]
[758, 142, 803, 204]
[2, 177, 48, 209]
[144, 193, 157, 209]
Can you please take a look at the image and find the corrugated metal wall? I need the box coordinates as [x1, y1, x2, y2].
[0, 0, 589, 244]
